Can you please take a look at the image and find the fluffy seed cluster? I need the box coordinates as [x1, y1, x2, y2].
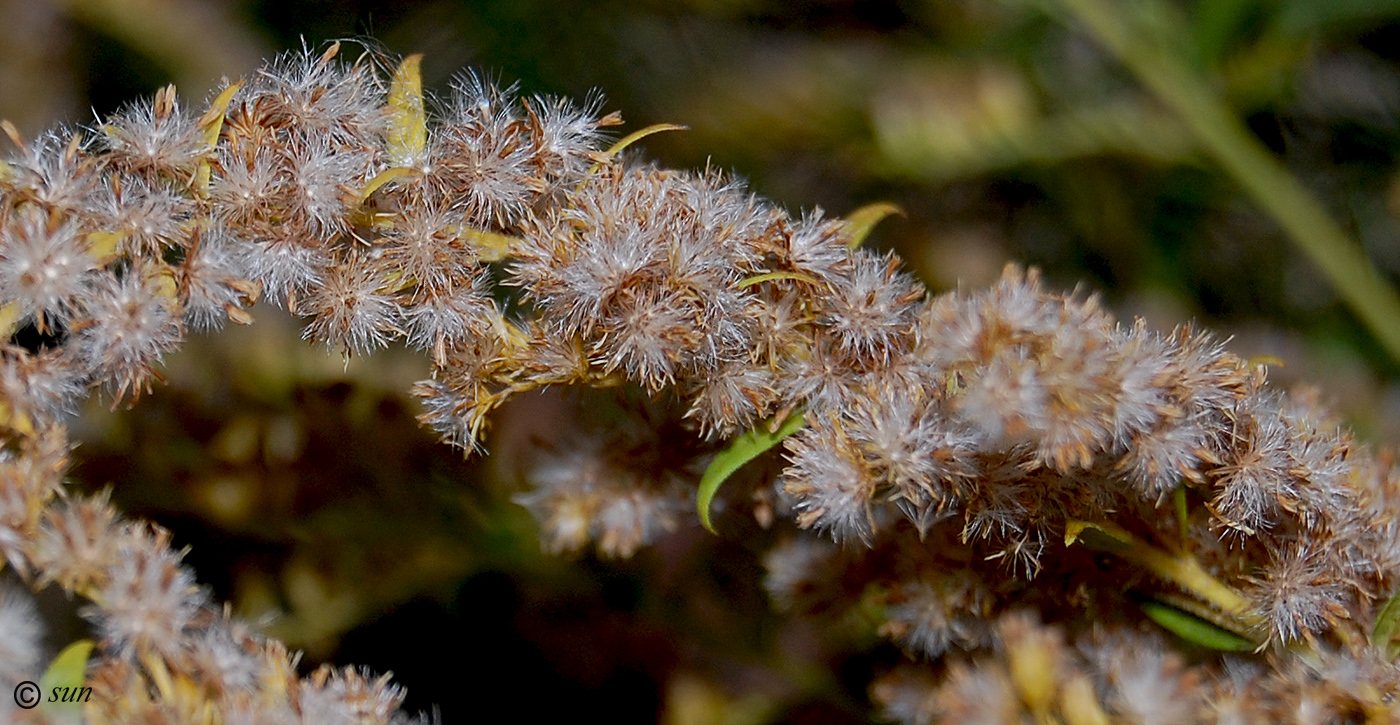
[1, 43, 1399, 722]
[871, 611, 1400, 725]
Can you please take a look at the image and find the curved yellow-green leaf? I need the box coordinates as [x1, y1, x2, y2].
[194, 81, 244, 195]
[359, 167, 421, 204]
[1140, 600, 1256, 652]
[605, 123, 688, 158]
[387, 54, 428, 169]
[1372, 586, 1400, 657]
[737, 271, 821, 288]
[461, 226, 520, 262]
[586, 123, 688, 177]
[698, 409, 806, 534]
[39, 639, 93, 719]
[841, 202, 903, 249]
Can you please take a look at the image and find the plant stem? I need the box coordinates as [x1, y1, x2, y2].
[1067, 520, 1260, 634]
[1049, 0, 1400, 366]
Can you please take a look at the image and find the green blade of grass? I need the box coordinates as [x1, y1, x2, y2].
[697, 410, 805, 534]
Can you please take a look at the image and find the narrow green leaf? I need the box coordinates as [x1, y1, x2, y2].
[387, 54, 428, 168]
[698, 410, 806, 534]
[840, 202, 903, 249]
[1372, 586, 1400, 656]
[1173, 484, 1189, 545]
[605, 123, 688, 158]
[359, 167, 421, 203]
[39, 639, 93, 719]
[737, 270, 821, 288]
[1140, 600, 1256, 652]
[586, 123, 689, 177]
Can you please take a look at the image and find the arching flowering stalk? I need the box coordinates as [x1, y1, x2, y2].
[0, 43, 1398, 723]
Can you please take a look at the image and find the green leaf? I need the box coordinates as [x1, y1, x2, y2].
[359, 167, 421, 203]
[840, 202, 903, 249]
[1173, 484, 1189, 545]
[387, 54, 428, 168]
[1371, 586, 1400, 657]
[604, 123, 688, 158]
[737, 270, 821, 288]
[1140, 600, 1256, 652]
[40, 639, 93, 719]
[697, 410, 806, 534]
[1064, 518, 1132, 553]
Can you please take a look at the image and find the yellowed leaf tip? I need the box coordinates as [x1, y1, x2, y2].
[841, 202, 904, 249]
[1063, 518, 1132, 548]
[194, 81, 245, 195]
[1, 120, 24, 152]
[387, 54, 428, 168]
[199, 82, 245, 138]
[319, 41, 341, 66]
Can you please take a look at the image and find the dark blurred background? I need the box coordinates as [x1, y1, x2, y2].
[6, 0, 1400, 721]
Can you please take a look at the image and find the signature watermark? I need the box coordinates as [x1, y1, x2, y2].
[13, 680, 91, 710]
[12, 681, 39, 709]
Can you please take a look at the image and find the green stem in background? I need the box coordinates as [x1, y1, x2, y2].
[1046, 0, 1400, 366]
[53, 0, 269, 99]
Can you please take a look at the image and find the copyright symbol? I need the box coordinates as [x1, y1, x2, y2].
[13, 680, 40, 709]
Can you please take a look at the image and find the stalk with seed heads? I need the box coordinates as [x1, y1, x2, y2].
[0, 42, 1398, 723]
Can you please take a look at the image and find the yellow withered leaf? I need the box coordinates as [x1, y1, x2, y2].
[194, 81, 244, 196]
[148, 265, 180, 303]
[0, 301, 22, 339]
[0, 399, 35, 438]
[387, 54, 428, 169]
[460, 226, 520, 262]
[86, 230, 125, 265]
